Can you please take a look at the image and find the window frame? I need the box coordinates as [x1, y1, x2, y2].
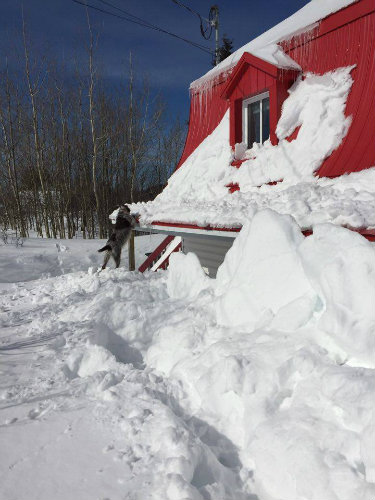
[242, 91, 270, 148]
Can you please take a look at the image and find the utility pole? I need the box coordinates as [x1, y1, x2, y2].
[211, 5, 220, 65]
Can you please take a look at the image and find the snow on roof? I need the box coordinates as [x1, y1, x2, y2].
[191, 0, 359, 89]
[131, 65, 375, 231]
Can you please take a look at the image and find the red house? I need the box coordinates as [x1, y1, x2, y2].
[136, 0, 375, 276]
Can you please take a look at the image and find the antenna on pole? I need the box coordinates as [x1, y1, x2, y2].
[210, 5, 220, 66]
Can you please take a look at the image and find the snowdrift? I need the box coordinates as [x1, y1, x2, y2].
[147, 210, 375, 499]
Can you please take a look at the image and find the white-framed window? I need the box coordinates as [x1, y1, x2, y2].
[242, 91, 270, 148]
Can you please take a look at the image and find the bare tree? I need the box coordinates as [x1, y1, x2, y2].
[22, 14, 51, 237]
[0, 17, 186, 240]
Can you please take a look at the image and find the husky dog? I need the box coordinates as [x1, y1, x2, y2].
[98, 205, 136, 269]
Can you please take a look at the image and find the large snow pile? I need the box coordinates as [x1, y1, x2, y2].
[132, 66, 375, 230]
[1, 213, 375, 499]
[191, 0, 358, 88]
[148, 210, 375, 499]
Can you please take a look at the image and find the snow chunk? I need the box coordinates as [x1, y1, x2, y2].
[215, 210, 316, 329]
[213, 210, 375, 365]
[298, 223, 375, 366]
[167, 252, 211, 300]
[67, 344, 118, 378]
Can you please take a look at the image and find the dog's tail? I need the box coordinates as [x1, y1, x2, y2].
[98, 244, 111, 253]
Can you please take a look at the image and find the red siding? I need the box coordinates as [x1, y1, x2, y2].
[229, 66, 275, 100]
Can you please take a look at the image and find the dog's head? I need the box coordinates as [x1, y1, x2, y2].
[116, 205, 131, 217]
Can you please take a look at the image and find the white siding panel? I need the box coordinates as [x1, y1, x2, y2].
[182, 235, 235, 277]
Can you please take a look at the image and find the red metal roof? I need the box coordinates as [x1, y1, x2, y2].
[177, 0, 374, 177]
[282, 0, 375, 177]
[176, 79, 229, 169]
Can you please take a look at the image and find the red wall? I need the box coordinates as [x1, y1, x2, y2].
[229, 67, 275, 100]
[228, 66, 278, 145]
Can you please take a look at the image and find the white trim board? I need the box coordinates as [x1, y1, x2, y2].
[242, 91, 270, 146]
[150, 236, 182, 271]
[135, 224, 239, 239]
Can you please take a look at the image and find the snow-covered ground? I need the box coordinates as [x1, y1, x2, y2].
[0, 233, 164, 286]
[1, 215, 374, 500]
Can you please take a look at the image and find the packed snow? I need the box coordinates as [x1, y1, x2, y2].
[132, 66, 375, 231]
[191, 0, 358, 89]
[1, 211, 374, 500]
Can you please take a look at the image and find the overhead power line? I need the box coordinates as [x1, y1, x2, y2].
[170, 1, 220, 64]
[72, 0, 213, 54]
[171, 0, 202, 21]
[170, 0, 213, 40]
[97, 0, 214, 51]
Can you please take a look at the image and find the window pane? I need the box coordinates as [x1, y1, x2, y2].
[248, 101, 260, 147]
[262, 97, 270, 143]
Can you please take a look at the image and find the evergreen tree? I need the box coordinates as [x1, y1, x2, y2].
[213, 35, 234, 66]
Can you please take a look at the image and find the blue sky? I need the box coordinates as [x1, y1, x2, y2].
[0, 0, 306, 118]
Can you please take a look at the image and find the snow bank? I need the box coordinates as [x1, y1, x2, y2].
[147, 210, 375, 499]
[132, 66, 375, 231]
[191, 0, 357, 89]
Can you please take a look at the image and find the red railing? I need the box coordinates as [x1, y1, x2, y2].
[138, 235, 182, 272]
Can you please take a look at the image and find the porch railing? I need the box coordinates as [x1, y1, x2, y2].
[138, 235, 182, 272]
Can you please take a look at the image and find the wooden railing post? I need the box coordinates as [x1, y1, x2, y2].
[128, 230, 135, 271]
